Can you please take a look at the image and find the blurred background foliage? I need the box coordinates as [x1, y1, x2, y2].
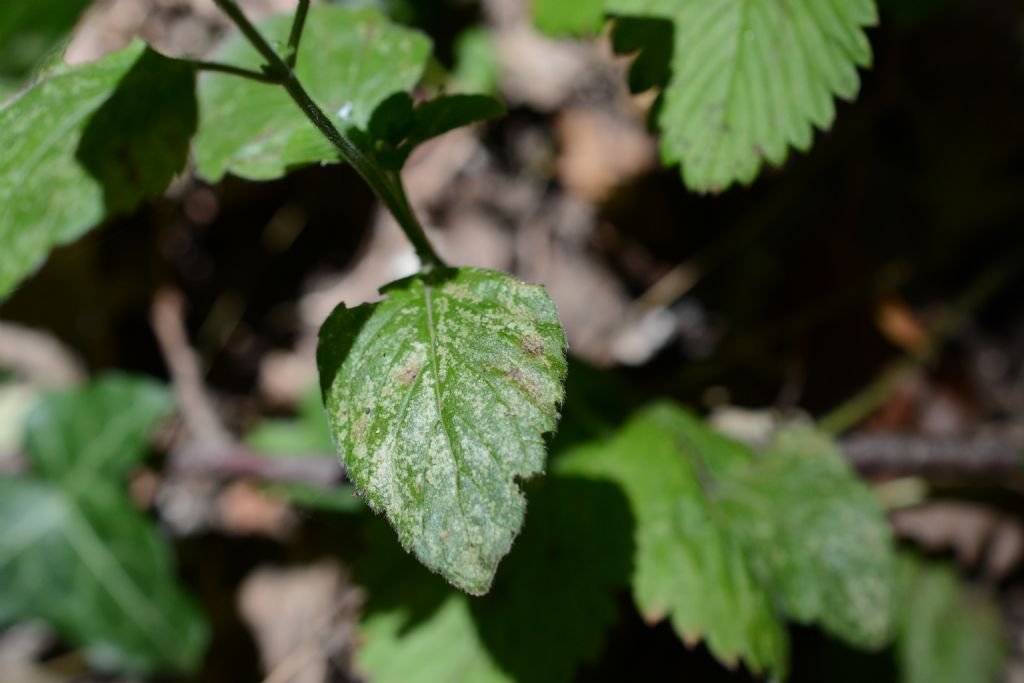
[1, 0, 1024, 681]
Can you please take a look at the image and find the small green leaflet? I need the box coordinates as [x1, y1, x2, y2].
[895, 554, 1007, 683]
[194, 5, 430, 182]
[357, 474, 631, 682]
[0, 42, 197, 300]
[317, 267, 568, 594]
[0, 375, 208, 674]
[286, 91, 505, 172]
[556, 403, 895, 677]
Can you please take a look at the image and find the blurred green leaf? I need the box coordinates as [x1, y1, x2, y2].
[24, 373, 173, 483]
[533, 0, 605, 36]
[0, 42, 197, 300]
[0, 374, 208, 675]
[605, 0, 877, 192]
[246, 387, 333, 456]
[895, 554, 1007, 683]
[717, 424, 895, 648]
[0, 0, 92, 79]
[451, 28, 499, 95]
[557, 403, 895, 676]
[194, 5, 430, 181]
[358, 474, 632, 682]
[317, 268, 568, 595]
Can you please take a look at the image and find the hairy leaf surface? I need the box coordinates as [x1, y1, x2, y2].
[606, 0, 877, 191]
[0, 375, 207, 674]
[194, 5, 430, 181]
[0, 42, 196, 300]
[317, 268, 567, 594]
[557, 403, 895, 675]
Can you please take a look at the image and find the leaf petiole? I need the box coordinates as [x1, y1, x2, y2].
[210, 0, 445, 270]
[285, 0, 311, 68]
[189, 59, 281, 84]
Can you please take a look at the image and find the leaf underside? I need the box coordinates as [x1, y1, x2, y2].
[317, 267, 568, 594]
[608, 0, 877, 192]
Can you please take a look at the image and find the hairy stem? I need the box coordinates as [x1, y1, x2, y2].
[211, 0, 445, 269]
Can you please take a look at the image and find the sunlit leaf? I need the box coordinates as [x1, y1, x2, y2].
[557, 403, 895, 676]
[194, 5, 430, 181]
[0, 42, 196, 299]
[317, 268, 567, 594]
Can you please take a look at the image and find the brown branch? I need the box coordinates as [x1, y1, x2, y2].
[150, 288, 234, 447]
[167, 443, 344, 487]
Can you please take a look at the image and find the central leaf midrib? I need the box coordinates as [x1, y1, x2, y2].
[420, 281, 472, 541]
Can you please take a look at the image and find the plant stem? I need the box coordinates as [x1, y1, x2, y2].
[286, 0, 311, 68]
[211, 0, 445, 270]
[190, 59, 280, 84]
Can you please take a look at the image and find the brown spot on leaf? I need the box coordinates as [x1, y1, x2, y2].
[396, 358, 424, 385]
[521, 333, 544, 356]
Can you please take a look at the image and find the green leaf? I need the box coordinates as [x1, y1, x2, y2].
[451, 28, 500, 95]
[716, 424, 895, 648]
[246, 386, 333, 455]
[283, 91, 505, 172]
[357, 474, 632, 682]
[606, 0, 877, 192]
[895, 554, 1007, 683]
[0, 374, 208, 675]
[611, 17, 673, 93]
[24, 372, 173, 483]
[408, 94, 505, 145]
[0, 0, 92, 79]
[534, 0, 606, 36]
[194, 5, 431, 181]
[317, 267, 568, 594]
[0, 42, 197, 300]
[557, 403, 787, 676]
[556, 403, 895, 676]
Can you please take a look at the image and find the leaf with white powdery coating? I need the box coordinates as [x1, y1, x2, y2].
[317, 268, 568, 594]
[193, 5, 430, 181]
[607, 0, 877, 192]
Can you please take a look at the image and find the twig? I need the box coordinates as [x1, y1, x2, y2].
[150, 289, 234, 446]
[0, 321, 85, 387]
[841, 433, 1024, 480]
[168, 443, 343, 487]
